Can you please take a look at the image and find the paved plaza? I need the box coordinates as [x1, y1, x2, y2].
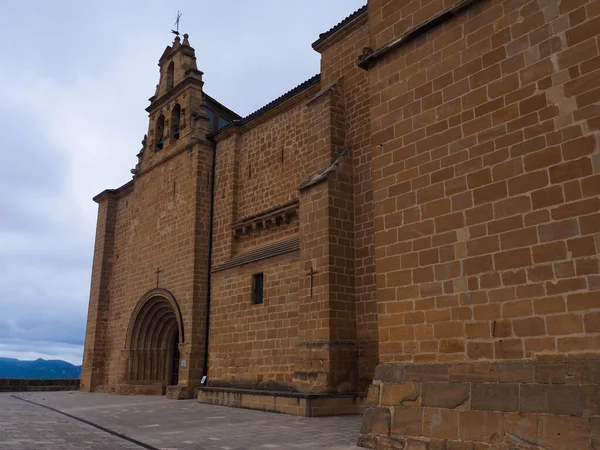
[0, 391, 363, 449]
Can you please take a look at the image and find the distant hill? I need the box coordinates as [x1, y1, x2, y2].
[0, 357, 81, 379]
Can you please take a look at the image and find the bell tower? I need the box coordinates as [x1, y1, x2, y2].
[123, 33, 214, 399]
[134, 33, 210, 174]
[82, 24, 239, 397]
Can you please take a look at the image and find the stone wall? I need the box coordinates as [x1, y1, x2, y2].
[81, 39, 214, 395]
[0, 379, 80, 392]
[209, 253, 300, 387]
[208, 18, 377, 394]
[361, 0, 600, 447]
[208, 85, 316, 390]
[359, 360, 599, 448]
[317, 10, 378, 391]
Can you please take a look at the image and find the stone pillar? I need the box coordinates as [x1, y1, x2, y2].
[80, 195, 117, 392]
[293, 83, 359, 393]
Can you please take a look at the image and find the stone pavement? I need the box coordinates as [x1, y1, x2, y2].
[0, 392, 363, 450]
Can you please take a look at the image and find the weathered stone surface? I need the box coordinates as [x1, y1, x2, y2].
[423, 407, 459, 440]
[448, 364, 498, 382]
[357, 434, 378, 449]
[538, 415, 590, 449]
[405, 438, 429, 450]
[377, 436, 407, 449]
[361, 407, 391, 436]
[583, 385, 600, 416]
[591, 416, 600, 450]
[503, 412, 538, 446]
[422, 382, 469, 409]
[375, 364, 406, 383]
[367, 384, 380, 407]
[567, 360, 600, 384]
[459, 410, 504, 443]
[520, 384, 582, 415]
[405, 364, 449, 382]
[534, 362, 566, 384]
[471, 383, 519, 412]
[497, 362, 534, 383]
[381, 383, 420, 406]
[392, 407, 423, 437]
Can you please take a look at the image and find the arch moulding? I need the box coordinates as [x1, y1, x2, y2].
[124, 288, 185, 350]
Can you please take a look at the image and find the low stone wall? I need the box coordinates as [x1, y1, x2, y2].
[359, 359, 599, 449]
[198, 386, 366, 417]
[0, 378, 80, 392]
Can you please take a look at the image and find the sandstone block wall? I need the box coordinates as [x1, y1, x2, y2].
[96, 140, 211, 391]
[317, 12, 378, 390]
[361, 0, 600, 447]
[209, 253, 300, 387]
[367, 0, 600, 368]
[360, 359, 599, 448]
[208, 25, 378, 393]
[209, 90, 315, 389]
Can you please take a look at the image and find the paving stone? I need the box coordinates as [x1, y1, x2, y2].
[0, 392, 362, 449]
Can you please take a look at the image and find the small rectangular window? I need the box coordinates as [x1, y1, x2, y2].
[252, 273, 264, 305]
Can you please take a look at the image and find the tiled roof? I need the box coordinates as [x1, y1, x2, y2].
[312, 4, 368, 48]
[203, 92, 242, 119]
[212, 74, 321, 135]
[212, 236, 300, 272]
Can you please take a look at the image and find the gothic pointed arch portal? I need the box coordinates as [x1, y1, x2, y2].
[124, 289, 184, 388]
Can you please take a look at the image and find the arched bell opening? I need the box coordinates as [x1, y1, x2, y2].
[166, 61, 174, 91]
[170, 104, 181, 141]
[124, 290, 184, 389]
[155, 115, 165, 150]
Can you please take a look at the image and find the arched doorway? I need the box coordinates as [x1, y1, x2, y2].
[124, 289, 184, 390]
[170, 330, 180, 385]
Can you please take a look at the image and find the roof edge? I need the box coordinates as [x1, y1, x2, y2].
[210, 74, 321, 138]
[203, 92, 242, 120]
[93, 180, 134, 203]
[312, 4, 368, 49]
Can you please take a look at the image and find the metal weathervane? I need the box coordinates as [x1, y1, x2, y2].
[171, 10, 182, 36]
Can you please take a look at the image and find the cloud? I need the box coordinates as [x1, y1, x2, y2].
[0, 0, 366, 365]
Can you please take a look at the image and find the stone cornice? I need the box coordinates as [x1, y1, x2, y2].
[93, 180, 134, 203]
[358, 0, 484, 70]
[232, 199, 299, 238]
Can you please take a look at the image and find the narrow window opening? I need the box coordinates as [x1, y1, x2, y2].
[248, 162, 252, 179]
[207, 109, 215, 131]
[166, 61, 174, 90]
[217, 116, 230, 129]
[281, 148, 284, 163]
[252, 273, 264, 305]
[155, 115, 165, 150]
[171, 104, 181, 140]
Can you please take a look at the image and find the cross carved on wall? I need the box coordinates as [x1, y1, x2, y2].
[307, 266, 318, 298]
[155, 268, 162, 288]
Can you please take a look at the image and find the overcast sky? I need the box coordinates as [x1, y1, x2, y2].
[0, 1, 365, 365]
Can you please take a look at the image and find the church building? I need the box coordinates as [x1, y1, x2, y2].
[82, 1, 600, 448]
